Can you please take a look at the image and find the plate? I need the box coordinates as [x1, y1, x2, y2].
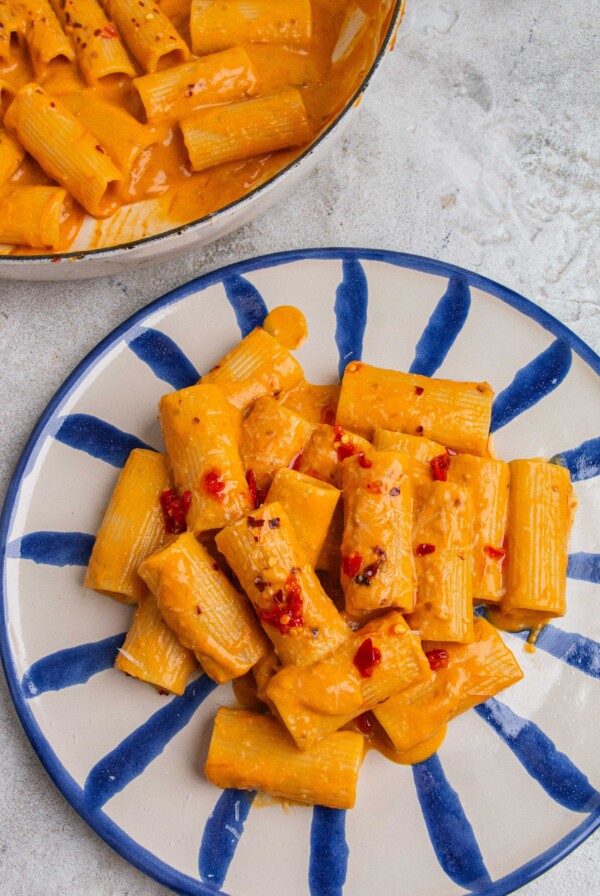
[1, 248, 599, 896]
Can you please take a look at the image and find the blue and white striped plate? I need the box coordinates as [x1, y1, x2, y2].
[1, 249, 599, 896]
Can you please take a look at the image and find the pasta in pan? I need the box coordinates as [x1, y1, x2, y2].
[0, 0, 398, 254]
[85, 305, 577, 809]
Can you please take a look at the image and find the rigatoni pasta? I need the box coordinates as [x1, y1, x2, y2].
[82, 306, 578, 810]
[190, 0, 312, 55]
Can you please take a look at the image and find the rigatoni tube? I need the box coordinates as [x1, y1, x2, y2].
[4, 84, 123, 217]
[341, 450, 415, 614]
[0, 186, 72, 250]
[336, 361, 494, 456]
[405, 481, 475, 643]
[158, 383, 253, 533]
[133, 47, 260, 122]
[190, 0, 312, 55]
[215, 502, 349, 667]
[205, 707, 363, 809]
[138, 532, 268, 684]
[84, 449, 173, 604]
[114, 590, 197, 695]
[181, 88, 310, 172]
[266, 611, 432, 751]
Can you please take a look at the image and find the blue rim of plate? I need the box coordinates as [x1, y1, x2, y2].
[0, 3, 402, 265]
[1, 247, 599, 896]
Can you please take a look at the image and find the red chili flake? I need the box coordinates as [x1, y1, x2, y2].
[212, 562, 219, 571]
[342, 553, 362, 578]
[290, 451, 303, 472]
[258, 573, 303, 634]
[415, 543, 436, 556]
[415, 386, 424, 396]
[337, 441, 356, 462]
[158, 688, 169, 695]
[247, 516, 265, 529]
[98, 23, 118, 38]
[366, 480, 383, 494]
[389, 486, 400, 496]
[354, 547, 386, 586]
[353, 638, 382, 678]
[356, 711, 375, 735]
[245, 469, 267, 509]
[484, 544, 506, 559]
[426, 648, 449, 671]
[195, 605, 202, 615]
[51, 257, 61, 263]
[95, 144, 106, 153]
[159, 488, 191, 534]
[415, 425, 424, 434]
[254, 576, 268, 592]
[333, 424, 344, 441]
[357, 451, 372, 469]
[269, 517, 280, 529]
[203, 469, 226, 501]
[320, 406, 336, 426]
[430, 453, 451, 481]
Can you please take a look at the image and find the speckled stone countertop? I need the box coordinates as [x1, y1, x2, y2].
[0, 2, 599, 894]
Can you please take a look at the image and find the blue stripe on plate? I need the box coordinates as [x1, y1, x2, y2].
[198, 788, 256, 888]
[83, 675, 218, 811]
[551, 436, 600, 481]
[223, 274, 268, 337]
[512, 625, 600, 680]
[475, 698, 600, 812]
[334, 259, 368, 379]
[22, 633, 126, 697]
[567, 552, 600, 584]
[54, 414, 153, 467]
[409, 276, 471, 377]
[309, 807, 349, 896]
[6, 531, 95, 566]
[490, 339, 572, 432]
[412, 754, 491, 890]
[128, 328, 199, 390]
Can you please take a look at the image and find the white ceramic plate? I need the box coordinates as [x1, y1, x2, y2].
[1, 249, 599, 896]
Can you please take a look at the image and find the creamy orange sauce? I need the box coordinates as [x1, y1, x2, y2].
[0, 0, 396, 254]
[263, 305, 308, 350]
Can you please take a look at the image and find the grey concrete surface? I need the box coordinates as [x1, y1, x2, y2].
[0, 2, 599, 894]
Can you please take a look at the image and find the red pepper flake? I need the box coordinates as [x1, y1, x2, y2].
[245, 468, 267, 509]
[203, 469, 226, 501]
[484, 544, 506, 559]
[337, 441, 356, 462]
[290, 451, 303, 472]
[342, 553, 362, 578]
[51, 256, 61, 263]
[97, 23, 118, 38]
[426, 648, 449, 671]
[254, 576, 268, 592]
[357, 451, 372, 469]
[354, 547, 386, 586]
[320, 406, 336, 426]
[212, 562, 219, 571]
[389, 486, 400, 496]
[258, 573, 303, 634]
[430, 453, 451, 481]
[356, 711, 375, 735]
[269, 517, 280, 529]
[415, 543, 436, 556]
[247, 516, 265, 529]
[159, 488, 191, 534]
[366, 480, 383, 494]
[195, 605, 202, 615]
[353, 638, 382, 678]
[416, 425, 424, 434]
[415, 385, 424, 396]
